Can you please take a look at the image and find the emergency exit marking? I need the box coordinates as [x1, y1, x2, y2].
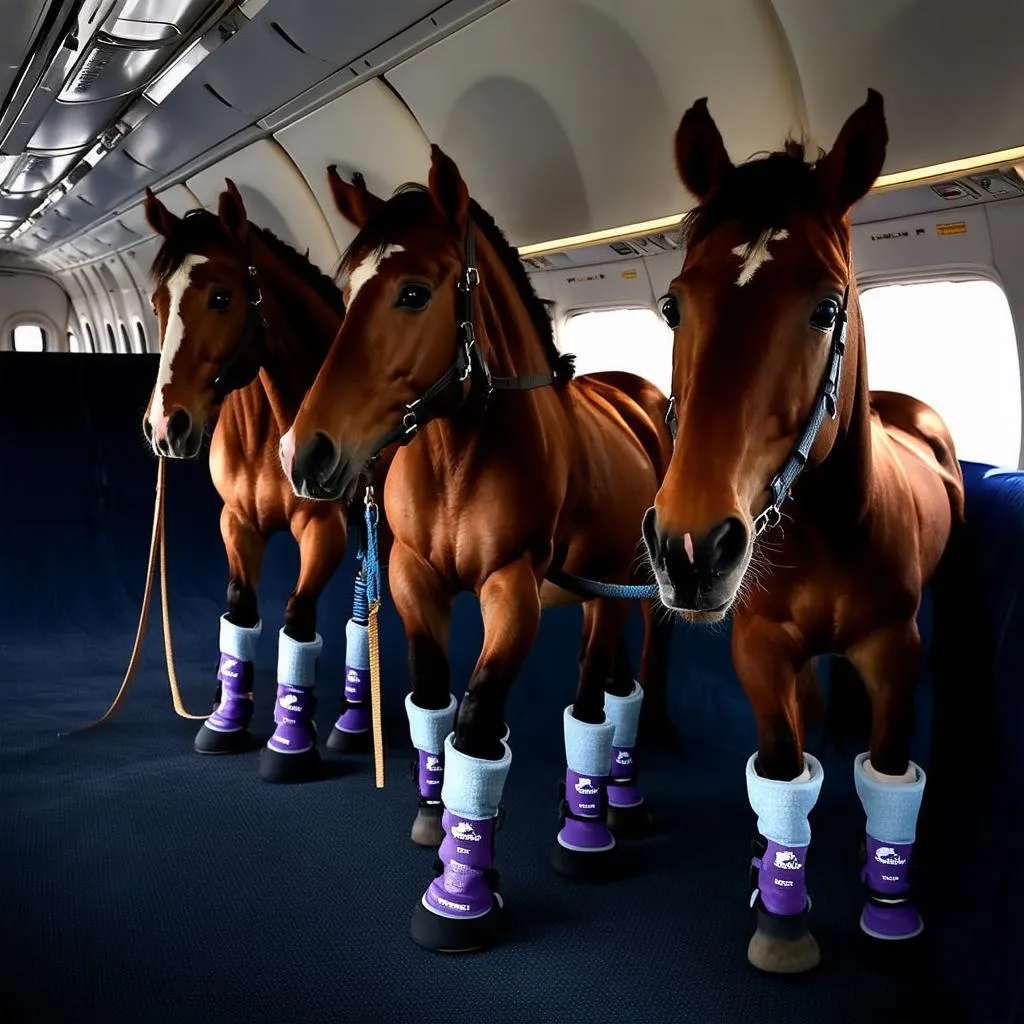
[621, 270, 638, 279]
[936, 221, 967, 236]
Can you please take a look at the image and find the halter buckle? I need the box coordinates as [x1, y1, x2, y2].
[824, 390, 838, 419]
[753, 504, 782, 536]
[459, 266, 480, 291]
[402, 408, 419, 438]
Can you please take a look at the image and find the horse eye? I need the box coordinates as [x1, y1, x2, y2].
[209, 288, 232, 311]
[396, 283, 431, 310]
[810, 298, 839, 332]
[659, 294, 681, 329]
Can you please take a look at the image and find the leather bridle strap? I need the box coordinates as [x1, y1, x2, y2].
[210, 261, 270, 400]
[752, 284, 850, 534]
[366, 221, 568, 462]
[663, 285, 850, 537]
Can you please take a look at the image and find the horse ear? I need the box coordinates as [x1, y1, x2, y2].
[218, 178, 249, 245]
[327, 165, 383, 228]
[815, 89, 888, 216]
[143, 187, 181, 237]
[427, 145, 470, 229]
[673, 98, 733, 201]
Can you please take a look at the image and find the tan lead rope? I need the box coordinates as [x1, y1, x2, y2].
[64, 458, 206, 736]
[368, 595, 385, 788]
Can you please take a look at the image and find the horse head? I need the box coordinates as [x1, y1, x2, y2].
[644, 90, 888, 621]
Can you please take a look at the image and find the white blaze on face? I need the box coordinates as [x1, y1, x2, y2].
[730, 229, 789, 287]
[149, 254, 209, 431]
[345, 244, 405, 304]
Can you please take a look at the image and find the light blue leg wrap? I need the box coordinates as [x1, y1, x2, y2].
[277, 629, 322, 687]
[405, 694, 457, 755]
[853, 753, 926, 844]
[220, 615, 261, 661]
[440, 734, 511, 820]
[604, 682, 642, 748]
[563, 706, 614, 776]
[744, 752, 824, 847]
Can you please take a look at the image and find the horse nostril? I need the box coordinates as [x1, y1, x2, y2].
[642, 507, 663, 561]
[142, 418, 153, 443]
[166, 409, 192, 448]
[296, 431, 339, 488]
[705, 516, 747, 576]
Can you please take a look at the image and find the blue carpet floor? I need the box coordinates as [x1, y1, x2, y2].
[3, 353, 1018, 1023]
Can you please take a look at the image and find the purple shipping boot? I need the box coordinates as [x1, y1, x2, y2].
[551, 708, 621, 881]
[410, 735, 509, 952]
[259, 630, 323, 784]
[605, 684, 655, 839]
[744, 752, 824, 973]
[854, 753, 926, 941]
[328, 573, 373, 754]
[405, 694, 458, 848]
[194, 616, 260, 755]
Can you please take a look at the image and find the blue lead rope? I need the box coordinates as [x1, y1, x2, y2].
[544, 567, 659, 602]
[363, 489, 382, 606]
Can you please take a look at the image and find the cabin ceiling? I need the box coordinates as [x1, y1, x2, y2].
[2, 0, 1023, 270]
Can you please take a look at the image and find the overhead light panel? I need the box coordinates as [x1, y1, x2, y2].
[144, 37, 212, 105]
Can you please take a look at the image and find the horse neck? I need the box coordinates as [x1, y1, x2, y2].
[250, 232, 342, 427]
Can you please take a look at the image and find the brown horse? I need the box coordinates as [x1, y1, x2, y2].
[280, 146, 675, 952]
[142, 175, 391, 784]
[644, 89, 977, 972]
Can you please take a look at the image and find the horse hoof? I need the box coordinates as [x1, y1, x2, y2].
[549, 840, 624, 882]
[859, 902, 924, 941]
[747, 925, 821, 974]
[326, 726, 372, 754]
[193, 722, 252, 755]
[258, 745, 323, 784]
[409, 898, 504, 953]
[411, 803, 444, 847]
[607, 802, 656, 840]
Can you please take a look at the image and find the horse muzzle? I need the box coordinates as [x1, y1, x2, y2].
[146, 408, 204, 460]
[641, 506, 750, 620]
[285, 429, 361, 503]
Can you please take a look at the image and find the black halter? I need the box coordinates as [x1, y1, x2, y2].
[665, 285, 850, 536]
[210, 261, 270, 401]
[366, 223, 571, 460]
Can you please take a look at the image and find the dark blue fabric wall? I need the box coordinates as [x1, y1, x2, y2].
[1, 353, 1020, 1022]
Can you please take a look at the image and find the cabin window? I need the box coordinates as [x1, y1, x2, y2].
[120, 323, 133, 353]
[136, 321, 147, 353]
[106, 323, 117, 352]
[860, 278, 1022, 468]
[84, 322, 95, 352]
[68, 331, 79, 352]
[558, 307, 672, 396]
[12, 324, 46, 352]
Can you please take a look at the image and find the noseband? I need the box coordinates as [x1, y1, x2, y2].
[665, 285, 850, 536]
[366, 223, 572, 460]
[209, 259, 270, 400]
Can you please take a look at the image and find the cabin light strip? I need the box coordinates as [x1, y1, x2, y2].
[517, 144, 1024, 259]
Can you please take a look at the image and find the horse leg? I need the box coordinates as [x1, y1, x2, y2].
[550, 598, 633, 879]
[733, 616, 824, 974]
[390, 540, 457, 848]
[637, 599, 680, 751]
[259, 509, 346, 784]
[410, 554, 540, 953]
[194, 507, 266, 755]
[845, 620, 926, 942]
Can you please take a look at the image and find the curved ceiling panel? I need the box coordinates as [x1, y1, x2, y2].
[388, 0, 804, 246]
[273, 79, 431, 253]
[187, 137, 339, 274]
[771, 0, 1024, 173]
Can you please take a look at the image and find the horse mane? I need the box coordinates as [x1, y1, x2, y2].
[340, 183, 573, 380]
[679, 140, 830, 250]
[151, 208, 345, 317]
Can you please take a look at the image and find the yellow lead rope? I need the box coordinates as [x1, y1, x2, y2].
[368, 597, 385, 788]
